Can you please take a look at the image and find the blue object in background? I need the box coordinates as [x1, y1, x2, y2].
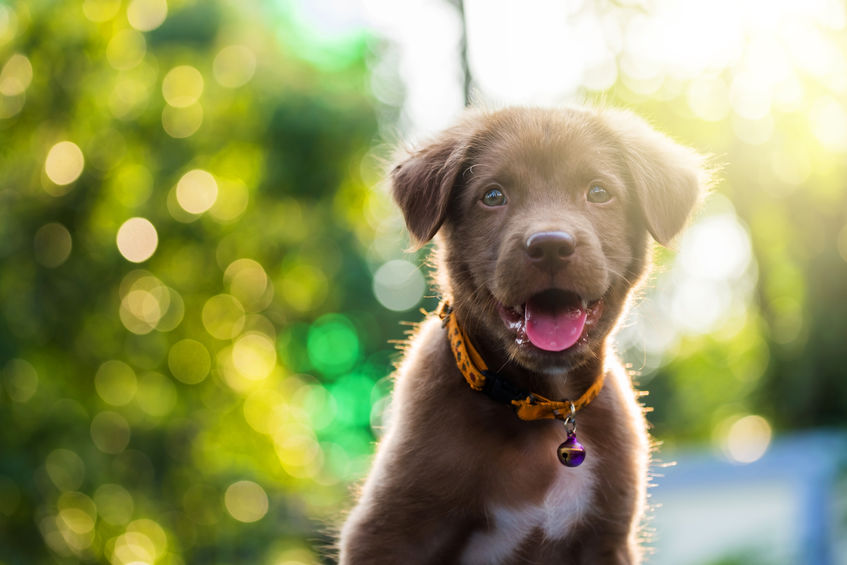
[649, 431, 847, 565]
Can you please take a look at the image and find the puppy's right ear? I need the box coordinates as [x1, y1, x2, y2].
[391, 124, 473, 248]
[600, 108, 709, 246]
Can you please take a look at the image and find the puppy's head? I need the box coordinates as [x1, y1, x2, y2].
[392, 106, 707, 374]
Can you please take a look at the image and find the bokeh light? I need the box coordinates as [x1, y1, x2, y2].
[231, 332, 277, 381]
[224, 480, 269, 523]
[273, 425, 323, 479]
[721, 414, 773, 464]
[57, 491, 97, 537]
[109, 64, 156, 121]
[33, 222, 72, 268]
[208, 178, 250, 223]
[202, 294, 246, 340]
[55, 491, 97, 552]
[0, 6, 14, 45]
[2, 358, 39, 403]
[95, 360, 138, 406]
[126, 0, 168, 32]
[83, 0, 122, 22]
[225, 258, 272, 311]
[810, 96, 847, 152]
[330, 373, 374, 427]
[135, 371, 178, 419]
[109, 519, 168, 564]
[292, 382, 337, 432]
[0, 89, 24, 119]
[90, 411, 132, 454]
[213, 45, 257, 88]
[45, 449, 85, 492]
[162, 65, 204, 108]
[243, 387, 286, 435]
[106, 29, 147, 71]
[116, 217, 158, 263]
[44, 141, 85, 188]
[176, 169, 218, 214]
[119, 272, 185, 335]
[277, 261, 328, 313]
[307, 314, 361, 377]
[0, 53, 32, 96]
[167, 338, 210, 384]
[93, 483, 135, 526]
[372, 259, 426, 311]
[161, 102, 203, 138]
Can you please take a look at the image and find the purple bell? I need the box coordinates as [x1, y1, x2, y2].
[557, 434, 586, 467]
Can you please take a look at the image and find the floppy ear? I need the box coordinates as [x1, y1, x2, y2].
[391, 122, 474, 248]
[603, 109, 709, 245]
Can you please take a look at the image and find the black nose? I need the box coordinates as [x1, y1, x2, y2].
[526, 231, 576, 266]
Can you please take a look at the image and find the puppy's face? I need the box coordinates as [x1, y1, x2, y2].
[443, 117, 638, 373]
[393, 107, 705, 374]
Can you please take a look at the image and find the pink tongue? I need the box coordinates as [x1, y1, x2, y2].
[525, 300, 587, 352]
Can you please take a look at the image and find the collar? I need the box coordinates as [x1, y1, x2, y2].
[437, 300, 604, 422]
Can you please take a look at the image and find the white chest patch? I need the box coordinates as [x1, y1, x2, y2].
[460, 443, 597, 565]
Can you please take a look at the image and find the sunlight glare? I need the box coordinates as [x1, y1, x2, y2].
[658, 197, 757, 338]
[464, 0, 585, 104]
[810, 96, 847, 153]
[678, 214, 753, 282]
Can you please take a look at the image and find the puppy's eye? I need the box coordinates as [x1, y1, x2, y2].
[587, 184, 612, 204]
[481, 187, 507, 207]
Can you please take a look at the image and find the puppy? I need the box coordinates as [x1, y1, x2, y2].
[339, 106, 707, 564]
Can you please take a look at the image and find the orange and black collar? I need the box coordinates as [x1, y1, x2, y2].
[437, 301, 604, 422]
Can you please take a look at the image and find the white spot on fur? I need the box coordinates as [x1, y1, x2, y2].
[461, 505, 540, 565]
[461, 439, 597, 564]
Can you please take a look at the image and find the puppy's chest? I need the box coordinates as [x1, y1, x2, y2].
[460, 442, 597, 564]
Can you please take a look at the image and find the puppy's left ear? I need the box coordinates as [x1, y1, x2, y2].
[391, 119, 476, 248]
[603, 109, 710, 246]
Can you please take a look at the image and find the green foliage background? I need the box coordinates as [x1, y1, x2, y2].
[0, 1, 845, 564]
[0, 1, 400, 562]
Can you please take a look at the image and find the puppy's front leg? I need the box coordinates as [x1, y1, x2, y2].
[339, 431, 479, 565]
[339, 483, 471, 564]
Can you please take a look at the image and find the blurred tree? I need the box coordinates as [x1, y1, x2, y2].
[0, 1, 401, 563]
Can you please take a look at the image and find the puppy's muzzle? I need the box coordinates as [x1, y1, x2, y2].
[526, 231, 576, 270]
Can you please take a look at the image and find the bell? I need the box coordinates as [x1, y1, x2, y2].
[557, 435, 586, 467]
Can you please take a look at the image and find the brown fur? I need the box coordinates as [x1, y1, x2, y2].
[339, 106, 707, 564]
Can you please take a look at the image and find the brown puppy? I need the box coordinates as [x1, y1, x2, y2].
[339, 106, 707, 564]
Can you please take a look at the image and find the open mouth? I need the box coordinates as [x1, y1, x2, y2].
[497, 289, 604, 352]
